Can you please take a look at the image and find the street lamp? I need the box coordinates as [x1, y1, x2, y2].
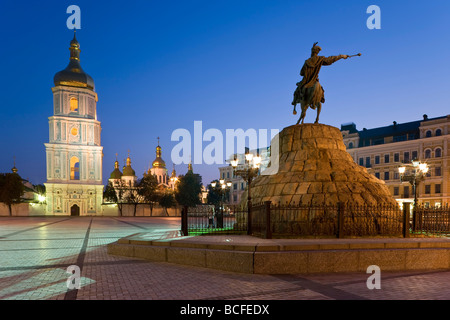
[211, 179, 231, 228]
[398, 158, 429, 230]
[230, 151, 261, 235]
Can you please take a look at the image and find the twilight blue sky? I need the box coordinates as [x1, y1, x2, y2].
[1, 0, 449, 186]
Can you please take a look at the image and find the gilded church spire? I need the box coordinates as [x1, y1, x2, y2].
[11, 156, 18, 174]
[152, 137, 166, 168]
[69, 30, 80, 61]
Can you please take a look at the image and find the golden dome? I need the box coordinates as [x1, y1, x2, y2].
[53, 32, 95, 90]
[152, 142, 166, 168]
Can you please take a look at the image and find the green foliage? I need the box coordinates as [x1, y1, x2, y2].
[34, 184, 46, 196]
[103, 182, 118, 203]
[206, 181, 222, 207]
[159, 191, 176, 209]
[175, 171, 202, 208]
[0, 172, 25, 215]
[138, 173, 159, 203]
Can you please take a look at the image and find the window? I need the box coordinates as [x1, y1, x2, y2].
[394, 153, 399, 162]
[435, 148, 441, 158]
[403, 152, 410, 163]
[435, 184, 441, 194]
[241, 182, 244, 190]
[425, 149, 431, 159]
[384, 154, 390, 164]
[359, 158, 364, 166]
[425, 130, 432, 138]
[412, 151, 418, 161]
[227, 172, 230, 179]
[384, 172, 390, 180]
[435, 167, 441, 176]
[348, 142, 354, 149]
[394, 172, 399, 180]
[394, 187, 399, 196]
[404, 186, 409, 198]
[436, 129, 442, 136]
[70, 97, 78, 112]
[424, 185, 431, 194]
[70, 156, 80, 180]
[365, 157, 371, 167]
[233, 183, 237, 191]
[375, 172, 380, 179]
[375, 156, 380, 164]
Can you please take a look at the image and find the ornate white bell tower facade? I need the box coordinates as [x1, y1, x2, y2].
[44, 32, 104, 216]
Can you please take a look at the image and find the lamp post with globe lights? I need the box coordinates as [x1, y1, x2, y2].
[398, 158, 429, 230]
[230, 151, 262, 235]
[211, 179, 232, 228]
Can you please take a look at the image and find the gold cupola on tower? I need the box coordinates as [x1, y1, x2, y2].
[53, 31, 95, 90]
[152, 137, 166, 169]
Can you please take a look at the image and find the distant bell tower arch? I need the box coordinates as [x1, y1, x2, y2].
[44, 31, 104, 216]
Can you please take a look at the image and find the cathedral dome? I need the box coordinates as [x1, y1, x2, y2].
[122, 156, 136, 177]
[53, 32, 95, 90]
[152, 144, 166, 168]
[109, 160, 123, 180]
[122, 166, 136, 177]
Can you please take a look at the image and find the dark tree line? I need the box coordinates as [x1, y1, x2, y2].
[0, 172, 25, 216]
[103, 171, 203, 216]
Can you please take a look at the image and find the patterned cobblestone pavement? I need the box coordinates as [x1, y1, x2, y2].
[1, 217, 449, 302]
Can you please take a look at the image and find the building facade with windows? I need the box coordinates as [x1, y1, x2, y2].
[341, 114, 450, 207]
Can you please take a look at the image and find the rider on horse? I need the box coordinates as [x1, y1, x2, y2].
[292, 43, 349, 124]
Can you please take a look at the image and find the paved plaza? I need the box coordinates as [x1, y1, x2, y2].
[0, 217, 449, 302]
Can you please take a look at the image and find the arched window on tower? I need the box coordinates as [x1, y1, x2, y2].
[424, 149, 431, 159]
[70, 97, 78, 112]
[425, 130, 432, 138]
[436, 129, 442, 136]
[70, 156, 80, 180]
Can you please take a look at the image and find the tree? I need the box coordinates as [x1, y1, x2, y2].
[122, 183, 143, 217]
[103, 182, 118, 203]
[0, 172, 25, 216]
[34, 184, 46, 197]
[159, 191, 176, 216]
[175, 171, 202, 208]
[206, 180, 222, 208]
[138, 173, 159, 216]
[206, 181, 230, 228]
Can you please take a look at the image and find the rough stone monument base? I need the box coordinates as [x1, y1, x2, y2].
[247, 123, 397, 206]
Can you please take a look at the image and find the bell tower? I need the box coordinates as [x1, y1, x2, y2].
[44, 32, 104, 216]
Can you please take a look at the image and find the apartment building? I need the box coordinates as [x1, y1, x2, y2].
[341, 114, 450, 207]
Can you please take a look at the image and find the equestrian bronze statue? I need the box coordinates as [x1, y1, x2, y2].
[292, 42, 361, 124]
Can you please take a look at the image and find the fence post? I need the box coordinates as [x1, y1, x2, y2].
[247, 199, 252, 236]
[181, 205, 188, 236]
[264, 201, 272, 239]
[337, 202, 345, 238]
[403, 202, 410, 238]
